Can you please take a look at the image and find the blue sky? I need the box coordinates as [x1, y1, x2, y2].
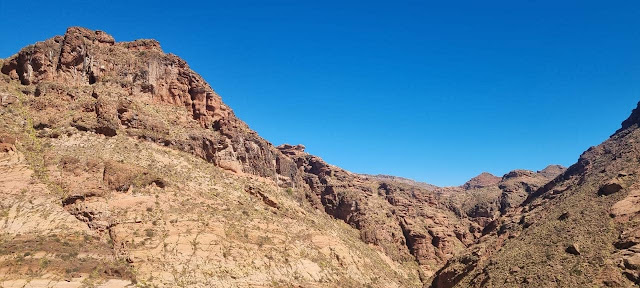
[1, 1, 639, 186]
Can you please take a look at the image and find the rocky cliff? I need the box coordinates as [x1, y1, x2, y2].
[1, 27, 301, 183]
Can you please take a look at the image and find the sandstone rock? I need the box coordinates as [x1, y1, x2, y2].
[611, 190, 640, 218]
[277, 144, 475, 277]
[0, 143, 14, 153]
[64, 197, 112, 231]
[0, 133, 16, 153]
[497, 167, 564, 213]
[118, 39, 162, 51]
[0, 27, 307, 189]
[277, 144, 306, 156]
[617, 101, 640, 134]
[624, 254, 640, 270]
[94, 96, 119, 136]
[537, 165, 566, 179]
[246, 186, 279, 209]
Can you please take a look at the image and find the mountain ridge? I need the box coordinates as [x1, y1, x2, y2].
[0, 27, 635, 287]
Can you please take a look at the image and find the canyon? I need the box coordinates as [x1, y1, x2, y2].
[0, 27, 638, 287]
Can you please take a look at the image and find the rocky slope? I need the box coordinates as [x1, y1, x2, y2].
[437, 166, 565, 228]
[431, 103, 640, 287]
[277, 144, 479, 280]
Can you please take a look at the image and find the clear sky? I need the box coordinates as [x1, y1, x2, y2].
[1, 1, 639, 186]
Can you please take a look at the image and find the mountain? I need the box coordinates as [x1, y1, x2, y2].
[0, 27, 425, 287]
[0, 27, 629, 288]
[432, 104, 640, 287]
[0, 26, 471, 287]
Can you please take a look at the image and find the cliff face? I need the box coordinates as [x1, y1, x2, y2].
[1, 27, 301, 183]
[277, 144, 485, 279]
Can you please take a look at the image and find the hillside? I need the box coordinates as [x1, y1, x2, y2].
[432, 104, 640, 287]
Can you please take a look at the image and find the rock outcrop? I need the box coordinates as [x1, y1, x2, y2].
[277, 144, 477, 279]
[1, 27, 301, 185]
[439, 166, 565, 228]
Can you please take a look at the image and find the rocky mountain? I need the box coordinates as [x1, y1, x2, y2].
[0, 27, 632, 288]
[0, 27, 471, 287]
[0, 27, 426, 287]
[436, 166, 565, 229]
[431, 105, 640, 287]
[461, 172, 501, 190]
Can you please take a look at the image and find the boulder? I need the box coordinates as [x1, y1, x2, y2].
[1, 92, 17, 106]
[624, 254, 640, 270]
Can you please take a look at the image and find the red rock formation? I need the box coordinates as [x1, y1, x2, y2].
[277, 144, 476, 279]
[2, 27, 301, 183]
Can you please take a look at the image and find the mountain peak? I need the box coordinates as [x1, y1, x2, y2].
[537, 164, 566, 179]
[616, 101, 640, 135]
[462, 172, 501, 189]
[2, 26, 229, 128]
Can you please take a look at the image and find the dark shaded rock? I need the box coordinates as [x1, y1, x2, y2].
[599, 180, 624, 196]
[566, 244, 581, 255]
